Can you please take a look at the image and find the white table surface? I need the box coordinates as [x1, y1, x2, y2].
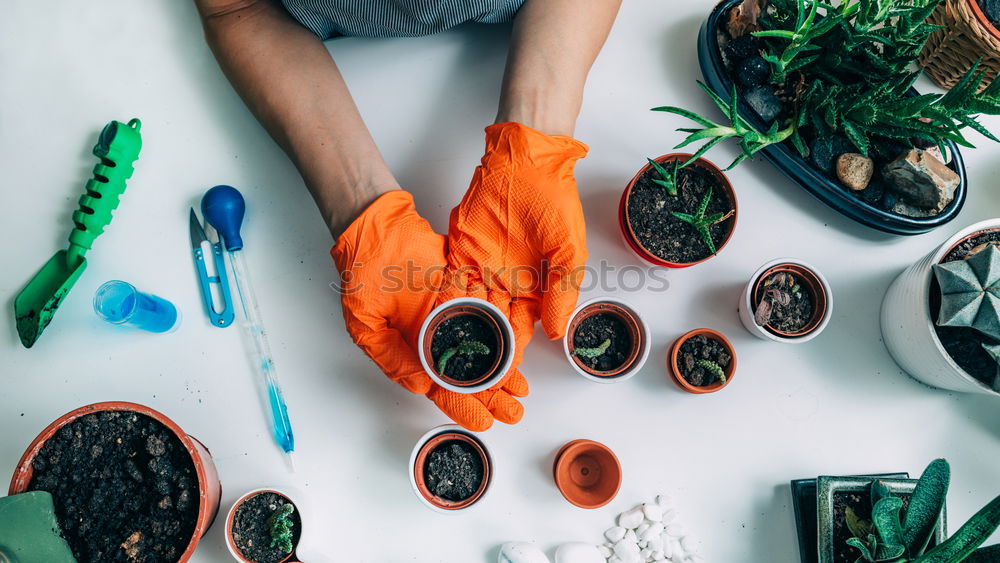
[4, 1, 1000, 562]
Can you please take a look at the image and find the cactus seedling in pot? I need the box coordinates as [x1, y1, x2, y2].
[226, 490, 301, 563]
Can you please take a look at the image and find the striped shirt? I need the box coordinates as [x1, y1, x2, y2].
[280, 0, 527, 39]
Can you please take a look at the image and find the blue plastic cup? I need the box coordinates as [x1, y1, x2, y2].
[93, 281, 181, 333]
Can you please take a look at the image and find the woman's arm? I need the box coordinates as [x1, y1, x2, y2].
[496, 0, 622, 137]
[194, 0, 398, 238]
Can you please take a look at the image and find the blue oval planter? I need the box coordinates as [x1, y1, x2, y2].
[697, 0, 967, 236]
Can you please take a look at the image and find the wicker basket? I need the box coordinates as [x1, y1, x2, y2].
[919, 0, 1000, 91]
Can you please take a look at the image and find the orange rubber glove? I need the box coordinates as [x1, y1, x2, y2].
[331, 190, 533, 431]
[439, 121, 590, 409]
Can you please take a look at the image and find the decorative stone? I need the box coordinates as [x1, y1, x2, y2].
[605, 527, 627, 542]
[554, 542, 604, 563]
[926, 144, 953, 165]
[835, 153, 874, 191]
[642, 503, 663, 522]
[736, 56, 769, 87]
[598, 545, 613, 558]
[618, 507, 644, 529]
[883, 149, 960, 212]
[499, 542, 550, 563]
[745, 86, 782, 124]
[810, 136, 855, 174]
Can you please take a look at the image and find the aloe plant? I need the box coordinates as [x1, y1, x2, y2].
[436, 340, 490, 374]
[932, 244, 1000, 342]
[267, 503, 295, 555]
[844, 459, 1000, 562]
[672, 186, 736, 255]
[647, 157, 681, 196]
[574, 338, 611, 359]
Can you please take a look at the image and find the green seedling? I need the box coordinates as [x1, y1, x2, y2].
[671, 186, 735, 255]
[647, 158, 681, 196]
[696, 359, 727, 384]
[574, 338, 612, 359]
[843, 459, 1000, 562]
[437, 341, 491, 374]
[752, 0, 842, 83]
[267, 503, 295, 555]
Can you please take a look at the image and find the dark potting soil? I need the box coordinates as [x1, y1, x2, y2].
[573, 313, 633, 373]
[930, 232, 1000, 386]
[678, 334, 732, 386]
[424, 440, 484, 502]
[231, 492, 302, 563]
[755, 271, 815, 333]
[27, 411, 199, 563]
[626, 163, 734, 264]
[430, 315, 499, 381]
[832, 491, 916, 563]
[979, 0, 1000, 28]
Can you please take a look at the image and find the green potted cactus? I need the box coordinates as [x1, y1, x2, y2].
[816, 459, 1000, 563]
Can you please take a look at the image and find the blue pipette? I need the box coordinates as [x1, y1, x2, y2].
[202, 185, 295, 469]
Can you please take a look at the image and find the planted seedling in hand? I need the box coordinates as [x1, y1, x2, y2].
[573, 338, 612, 359]
[672, 186, 736, 255]
[436, 340, 490, 375]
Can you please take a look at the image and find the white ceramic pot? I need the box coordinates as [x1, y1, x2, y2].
[408, 425, 493, 513]
[880, 219, 1000, 395]
[562, 297, 651, 383]
[738, 258, 833, 343]
[225, 487, 332, 563]
[418, 297, 515, 394]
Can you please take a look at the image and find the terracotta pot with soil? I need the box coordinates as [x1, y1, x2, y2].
[418, 297, 515, 394]
[816, 476, 946, 563]
[563, 297, 651, 383]
[226, 489, 301, 563]
[668, 329, 737, 394]
[739, 259, 833, 343]
[552, 439, 622, 509]
[619, 153, 738, 267]
[408, 425, 493, 512]
[881, 218, 1000, 395]
[8, 401, 222, 563]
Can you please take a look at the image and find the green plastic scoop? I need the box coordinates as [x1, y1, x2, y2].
[0, 491, 78, 563]
[14, 119, 142, 348]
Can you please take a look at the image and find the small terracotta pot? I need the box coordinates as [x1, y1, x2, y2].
[226, 489, 299, 563]
[418, 297, 515, 394]
[409, 426, 493, 512]
[969, 0, 1000, 41]
[738, 259, 833, 343]
[563, 297, 651, 383]
[668, 329, 737, 394]
[552, 439, 622, 509]
[8, 402, 222, 563]
[619, 153, 738, 268]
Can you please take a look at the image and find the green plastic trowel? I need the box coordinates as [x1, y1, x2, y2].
[0, 491, 78, 563]
[14, 119, 142, 348]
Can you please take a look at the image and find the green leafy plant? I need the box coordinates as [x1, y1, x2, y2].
[574, 338, 611, 359]
[843, 459, 1000, 562]
[696, 359, 727, 383]
[267, 503, 295, 555]
[752, 0, 842, 83]
[436, 340, 490, 374]
[647, 158, 681, 196]
[671, 186, 735, 255]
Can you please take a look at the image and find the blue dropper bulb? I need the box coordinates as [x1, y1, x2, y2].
[201, 185, 245, 251]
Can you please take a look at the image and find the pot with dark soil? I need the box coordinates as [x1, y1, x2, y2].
[668, 328, 736, 394]
[563, 297, 651, 382]
[8, 402, 222, 563]
[883, 219, 1000, 395]
[408, 426, 492, 512]
[620, 153, 737, 267]
[418, 297, 515, 394]
[226, 490, 301, 563]
[739, 259, 833, 343]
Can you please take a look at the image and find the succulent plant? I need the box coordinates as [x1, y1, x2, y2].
[696, 359, 727, 383]
[574, 338, 611, 359]
[267, 503, 295, 555]
[671, 186, 736, 255]
[843, 459, 1000, 562]
[932, 244, 1000, 342]
[647, 157, 681, 196]
[436, 340, 490, 374]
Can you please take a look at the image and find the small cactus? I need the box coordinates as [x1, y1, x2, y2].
[696, 359, 726, 384]
[436, 340, 490, 374]
[574, 338, 612, 359]
[933, 244, 1000, 341]
[267, 503, 295, 555]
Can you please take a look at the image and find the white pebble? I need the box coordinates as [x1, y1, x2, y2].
[614, 539, 641, 559]
[655, 494, 673, 509]
[498, 542, 550, 563]
[645, 536, 663, 553]
[554, 542, 604, 563]
[605, 527, 627, 542]
[639, 522, 664, 542]
[665, 523, 686, 537]
[636, 523, 650, 537]
[640, 548, 653, 560]
[661, 508, 676, 524]
[618, 507, 644, 529]
[598, 544, 613, 558]
[660, 536, 674, 559]
[642, 503, 663, 522]
[651, 551, 665, 561]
